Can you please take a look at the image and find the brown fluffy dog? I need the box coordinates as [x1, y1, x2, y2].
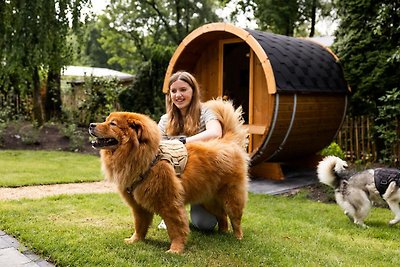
[89, 99, 249, 253]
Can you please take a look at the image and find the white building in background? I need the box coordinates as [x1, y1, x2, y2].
[62, 65, 134, 83]
[61, 66, 134, 123]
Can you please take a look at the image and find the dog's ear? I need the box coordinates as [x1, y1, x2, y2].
[128, 120, 143, 141]
[129, 121, 138, 131]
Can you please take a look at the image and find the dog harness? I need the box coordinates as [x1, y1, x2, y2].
[126, 140, 188, 194]
[374, 168, 400, 196]
[157, 139, 188, 176]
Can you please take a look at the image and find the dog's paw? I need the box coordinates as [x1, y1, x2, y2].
[354, 220, 369, 229]
[234, 230, 243, 240]
[166, 244, 184, 254]
[356, 223, 369, 229]
[388, 219, 400, 226]
[166, 248, 183, 254]
[344, 212, 353, 222]
[124, 234, 142, 244]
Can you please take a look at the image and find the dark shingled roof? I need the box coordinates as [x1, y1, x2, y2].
[247, 29, 348, 94]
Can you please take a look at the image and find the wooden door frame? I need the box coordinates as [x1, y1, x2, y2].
[218, 38, 255, 150]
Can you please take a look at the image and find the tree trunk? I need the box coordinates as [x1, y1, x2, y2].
[32, 67, 43, 125]
[310, 0, 316, 37]
[44, 67, 62, 121]
[286, 18, 294, 36]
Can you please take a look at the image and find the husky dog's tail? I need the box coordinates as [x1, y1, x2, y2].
[317, 156, 348, 188]
[203, 98, 248, 149]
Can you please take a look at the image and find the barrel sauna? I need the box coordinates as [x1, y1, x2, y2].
[162, 23, 349, 179]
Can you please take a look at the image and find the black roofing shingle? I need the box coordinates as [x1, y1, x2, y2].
[247, 29, 348, 94]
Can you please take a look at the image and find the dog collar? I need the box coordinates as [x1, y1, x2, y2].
[126, 155, 159, 194]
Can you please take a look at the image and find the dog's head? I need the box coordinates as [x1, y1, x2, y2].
[89, 112, 160, 151]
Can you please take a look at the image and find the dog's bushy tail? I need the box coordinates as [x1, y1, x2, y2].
[317, 156, 348, 188]
[203, 98, 248, 149]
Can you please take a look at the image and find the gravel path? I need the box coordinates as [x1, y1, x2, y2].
[0, 181, 116, 200]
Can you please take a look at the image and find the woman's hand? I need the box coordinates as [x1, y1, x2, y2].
[186, 119, 222, 143]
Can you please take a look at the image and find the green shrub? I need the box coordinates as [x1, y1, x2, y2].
[60, 123, 86, 151]
[62, 76, 125, 126]
[0, 122, 6, 146]
[18, 123, 40, 145]
[319, 142, 345, 159]
[374, 88, 400, 166]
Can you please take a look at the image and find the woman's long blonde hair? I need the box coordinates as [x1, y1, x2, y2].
[166, 71, 201, 136]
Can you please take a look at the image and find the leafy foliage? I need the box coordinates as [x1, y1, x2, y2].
[0, 0, 91, 124]
[333, 0, 399, 163]
[73, 77, 125, 126]
[98, 0, 220, 72]
[320, 142, 345, 159]
[59, 123, 87, 151]
[225, 0, 333, 36]
[95, 0, 222, 120]
[68, 20, 119, 70]
[62, 76, 126, 126]
[333, 0, 400, 117]
[374, 88, 400, 166]
[118, 46, 174, 120]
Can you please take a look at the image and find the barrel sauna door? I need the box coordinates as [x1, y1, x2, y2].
[222, 41, 250, 124]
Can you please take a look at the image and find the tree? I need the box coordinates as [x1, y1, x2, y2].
[0, 0, 90, 124]
[69, 19, 119, 70]
[118, 46, 174, 119]
[333, 0, 399, 162]
[226, 0, 333, 36]
[98, 0, 221, 116]
[99, 0, 221, 71]
[333, 0, 399, 116]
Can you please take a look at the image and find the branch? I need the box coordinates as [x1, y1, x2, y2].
[144, 0, 180, 44]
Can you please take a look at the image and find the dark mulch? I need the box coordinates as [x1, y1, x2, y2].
[0, 121, 97, 155]
[302, 183, 336, 203]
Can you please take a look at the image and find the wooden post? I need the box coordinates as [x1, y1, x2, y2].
[250, 162, 284, 180]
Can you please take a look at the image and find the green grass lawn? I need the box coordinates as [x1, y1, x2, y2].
[0, 150, 102, 187]
[0, 192, 399, 266]
[0, 150, 399, 266]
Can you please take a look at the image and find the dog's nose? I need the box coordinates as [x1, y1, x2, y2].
[89, 123, 97, 134]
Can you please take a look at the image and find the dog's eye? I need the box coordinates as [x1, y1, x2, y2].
[110, 121, 117, 126]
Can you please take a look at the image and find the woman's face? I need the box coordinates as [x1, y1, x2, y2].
[169, 79, 193, 114]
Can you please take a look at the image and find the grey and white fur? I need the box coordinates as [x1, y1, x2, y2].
[317, 156, 400, 228]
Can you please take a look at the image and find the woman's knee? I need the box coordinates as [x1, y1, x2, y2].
[190, 204, 217, 231]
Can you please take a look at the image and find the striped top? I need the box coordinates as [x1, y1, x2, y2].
[158, 105, 218, 140]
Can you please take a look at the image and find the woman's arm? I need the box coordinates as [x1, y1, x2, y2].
[158, 114, 170, 140]
[186, 119, 222, 143]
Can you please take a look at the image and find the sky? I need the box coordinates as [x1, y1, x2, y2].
[90, 0, 337, 36]
[90, 0, 109, 14]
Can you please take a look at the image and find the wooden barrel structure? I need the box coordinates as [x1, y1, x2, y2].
[162, 23, 349, 179]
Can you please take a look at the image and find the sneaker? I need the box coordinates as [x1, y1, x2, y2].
[158, 220, 167, 230]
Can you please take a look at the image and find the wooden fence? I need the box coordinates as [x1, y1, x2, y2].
[336, 116, 399, 165]
[0, 93, 31, 119]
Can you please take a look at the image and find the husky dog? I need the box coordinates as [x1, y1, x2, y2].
[317, 156, 400, 228]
